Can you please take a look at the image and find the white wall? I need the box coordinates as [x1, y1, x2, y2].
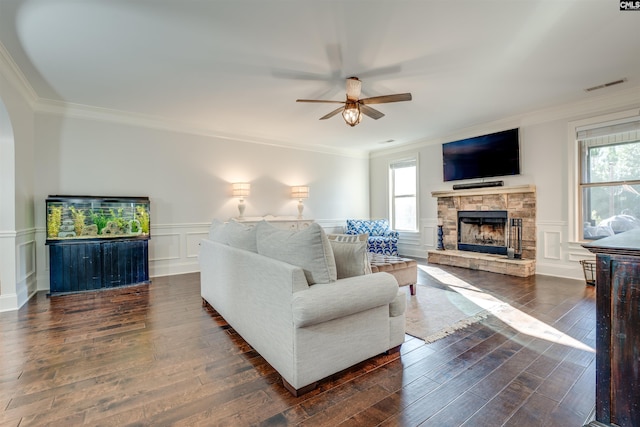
[0, 50, 37, 311]
[370, 88, 640, 280]
[33, 113, 370, 287]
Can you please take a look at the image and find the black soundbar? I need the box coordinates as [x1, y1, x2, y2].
[452, 180, 504, 190]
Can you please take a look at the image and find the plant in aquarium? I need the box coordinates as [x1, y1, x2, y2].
[136, 205, 150, 234]
[129, 219, 140, 233]
[109, 208, 129, 232]
[69, 206, 86, 235]
[90, 210, 109, 235]
[47, 206, 62, 238]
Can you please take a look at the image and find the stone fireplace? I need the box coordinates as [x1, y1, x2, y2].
[428, 185, 536, 277]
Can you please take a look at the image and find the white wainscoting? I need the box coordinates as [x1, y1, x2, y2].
[16, 229, 38, 305]
[0, 229, 18, 311]
[396, 218, 437, 259]
[535, 220, 593, 280]
[1, 228, 37, 311]
[150, 223, 209, 277]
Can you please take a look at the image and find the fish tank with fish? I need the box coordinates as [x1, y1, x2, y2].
[45, 195, 150, 243]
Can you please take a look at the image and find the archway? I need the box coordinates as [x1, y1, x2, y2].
[0, 96, 17, 311]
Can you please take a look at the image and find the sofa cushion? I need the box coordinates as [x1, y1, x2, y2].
[225, 220, 258, 252]
[208, 219, 258, 252]
[209, 218, 226, 241]
[256, 221, 337, 285]
[327, 233, 372, 279]
[291, 274, 399, 327]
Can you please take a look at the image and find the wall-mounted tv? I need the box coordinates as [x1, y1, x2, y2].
[442, 128, 520, 182]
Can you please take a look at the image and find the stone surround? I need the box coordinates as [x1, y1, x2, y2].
[429, 185, 536, 277]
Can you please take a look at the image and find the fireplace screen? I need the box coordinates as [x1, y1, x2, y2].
[457, 210, 508, 255]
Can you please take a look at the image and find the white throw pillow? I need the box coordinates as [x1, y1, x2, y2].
[209, 219, 226, 242]
[327, 233, 372, 279]
[225, 220, 258, 252]
[256, 221, 337, 285]
[207, 219, 258, 252]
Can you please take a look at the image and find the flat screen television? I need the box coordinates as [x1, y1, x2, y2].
[442, 128, 520, 182]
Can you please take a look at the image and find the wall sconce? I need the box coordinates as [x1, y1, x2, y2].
[232, 182, 250, 219]
[291, 186, 309, 219]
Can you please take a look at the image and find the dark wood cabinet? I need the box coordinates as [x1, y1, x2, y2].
[49, 239, 149, 294]
[584, 229, 640, 427]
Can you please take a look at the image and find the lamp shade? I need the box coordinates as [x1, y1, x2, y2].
[342, 102, 362, 127]
[232, 182, 250, 198]
[291, 186, 309, 200]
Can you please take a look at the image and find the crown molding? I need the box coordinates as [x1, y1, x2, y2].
[34, 98, 368, 160]
[0, 41, 38, 107]
[370, 85, 640, 159]
[0, 42, 366, 160]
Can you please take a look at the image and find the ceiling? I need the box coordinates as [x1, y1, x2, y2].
[1, 0, 639, 155]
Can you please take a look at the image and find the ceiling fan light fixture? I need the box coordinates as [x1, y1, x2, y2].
[297, 76, 411, 126]
[342, 102, 362, 127]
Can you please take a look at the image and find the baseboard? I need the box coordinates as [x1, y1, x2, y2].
[535, 261, 585, 281]
[150, 260, 200, 278]
[0, 293, 18, 312]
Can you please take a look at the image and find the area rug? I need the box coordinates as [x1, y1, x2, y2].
[405, 282, 489, 343]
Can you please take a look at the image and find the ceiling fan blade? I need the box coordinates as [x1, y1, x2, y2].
[296, 99, 345, 104]
[346, 77, 362, 100]
[360, 104, 385, 120]
[360, 93, 412, 104]
[319, 106, 345, 120]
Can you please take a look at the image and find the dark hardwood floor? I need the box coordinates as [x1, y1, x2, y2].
[0, 263, 596, 426]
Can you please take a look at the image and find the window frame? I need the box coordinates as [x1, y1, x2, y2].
[568, 109, 640, 242]
[388, 155, 419, 232]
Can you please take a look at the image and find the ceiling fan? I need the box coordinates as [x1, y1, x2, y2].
[296, 77, 412, 127]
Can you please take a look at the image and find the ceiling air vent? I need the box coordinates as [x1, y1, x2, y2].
[584, 78, 627, 92]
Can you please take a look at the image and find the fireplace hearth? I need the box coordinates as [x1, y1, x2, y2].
[458, 210, 508, 255]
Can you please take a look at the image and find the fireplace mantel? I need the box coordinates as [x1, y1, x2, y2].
[431, 184, 536, 198]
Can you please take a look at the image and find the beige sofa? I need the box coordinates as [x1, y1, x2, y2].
[199, 220, 406, 396]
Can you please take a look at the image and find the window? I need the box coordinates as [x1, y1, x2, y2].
[389, 157, 417, 231]
[578, 117, 640, 240]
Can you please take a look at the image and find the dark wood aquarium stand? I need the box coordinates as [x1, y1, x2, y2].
[583, 229, 640, 427]
[48, 238, 149, 294]
[45, 195, 151, 295]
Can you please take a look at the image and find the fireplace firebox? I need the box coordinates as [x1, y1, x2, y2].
[457, 210, 508, 255]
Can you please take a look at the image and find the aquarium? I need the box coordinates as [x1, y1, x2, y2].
[46, 195, 150, 243]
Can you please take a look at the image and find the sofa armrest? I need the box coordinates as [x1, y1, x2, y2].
[291, 272, 399, 328]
